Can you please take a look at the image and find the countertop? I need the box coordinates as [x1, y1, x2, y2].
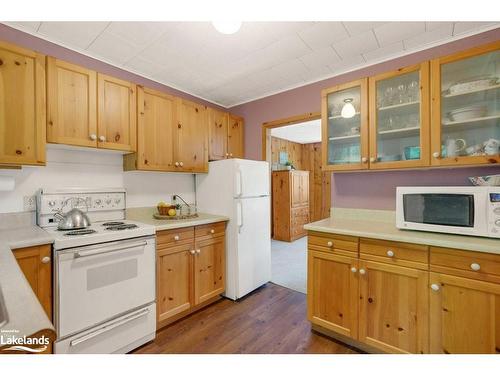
[0, 226, 55, 347]
[127, 207, 229, 231]
[304, 208, 500, 255]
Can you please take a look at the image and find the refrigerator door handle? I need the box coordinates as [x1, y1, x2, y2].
[236, 201, 243, 233]
[235, 168, 243, 197]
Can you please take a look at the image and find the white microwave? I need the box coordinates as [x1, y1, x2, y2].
[396, 186, 500, 238]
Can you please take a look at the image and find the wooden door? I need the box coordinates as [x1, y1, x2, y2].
[97, 73, 136, 152]
[174, 98, 208, 172]
[430, 272, 500, 354]
[193, 236, 225, 305]
[307, 250, 359, 338]
[47, 57, 97, 148]
[227, 114, 244, 158]
[157, 243, 193, 323]
[358, 260, 429, 353]
[368, 62, 430, 169]
[0, 41, 45, 165]
[136, 86, 176, 171]
[14, 245, 52, 320]
[208, 108, 228, 160]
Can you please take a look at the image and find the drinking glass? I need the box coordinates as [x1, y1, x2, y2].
[384, 86, 395, 106]
[397, 83, 407, 104]
[408, 80, 419, 102]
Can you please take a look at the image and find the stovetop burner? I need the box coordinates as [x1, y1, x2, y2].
[102, 221, 125, 226]
[65, 229, 97, 236]
[105, 224, 139, 231]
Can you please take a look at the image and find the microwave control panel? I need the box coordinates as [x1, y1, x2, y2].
[488, 190, 500, 237]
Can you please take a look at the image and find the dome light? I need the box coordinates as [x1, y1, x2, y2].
[212, 21, 242, 35]
[341, 98, 356, 119]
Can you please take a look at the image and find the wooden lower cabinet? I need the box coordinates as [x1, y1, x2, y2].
[358, 260, 429, 354]
[156, 222, 226, 329]
[429, 272, 500, 354]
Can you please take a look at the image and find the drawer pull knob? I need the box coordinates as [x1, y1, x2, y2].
[190, 249, 195, 255]
[196, 249, 201, 254]
[174, 235, 180, 241]
[359, 269, 366, 275]
[210, 229, 215, 234]
[431, 283, 440, 291]
[470, 263, 481, 271]
[327, 241, 333, 247]
[386, 250, 394, 257]
[41, 256, 51, 264]
[350, 267, 357, 273]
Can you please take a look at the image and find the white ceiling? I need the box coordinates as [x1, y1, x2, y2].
[3, 21, 499, 107]
[271, 119, 321, 144]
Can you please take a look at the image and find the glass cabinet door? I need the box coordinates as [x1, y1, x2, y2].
[369, 63, 430, 169]
[321, 79, 368, 171]
[431, 42, 500, 166]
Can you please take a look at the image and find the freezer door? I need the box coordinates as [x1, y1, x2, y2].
[234, 196, 271, 298]
[234, 159, 270, 198]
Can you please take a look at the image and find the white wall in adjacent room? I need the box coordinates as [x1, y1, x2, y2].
[0, 146, 195, 213]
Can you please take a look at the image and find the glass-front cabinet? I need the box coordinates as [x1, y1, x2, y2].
[368, 63, 430, 169]
[321, 79, 369, 171]
[431, 41, 500, 166]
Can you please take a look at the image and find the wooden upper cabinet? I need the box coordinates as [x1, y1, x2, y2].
[368, 62, 430, 169]
[0, 41, 45, 166]
[174, 98, 208, 172]
[135, 86, 175, 171]
[429, 272, 500, 354]
[430, 41, 500, 166]
[97, 73, 136, 152]
[227, 114, 244, 158]
[358, 260, 429, 354]
[322, 79, 369, 171]
[47, 57, 97, 148]
[208, 108, 228, 160]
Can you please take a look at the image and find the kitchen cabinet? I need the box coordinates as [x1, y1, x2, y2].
[430, 41, 500, 166]
[208, 108, 229, 160]
[0, 41, 46, 166]
[272, 170, 309, 242]
[13, 245, 52, 320]
[368, 62, 430, 169]
[227, 114, 244, 158]
[174, 98, 208, 172]
[358, 260, 429, 354]
[156, 222, 226, 329]
[321, 79, 369, 171]
[47, 57, 97, 148]
[97, 73, 137, 152]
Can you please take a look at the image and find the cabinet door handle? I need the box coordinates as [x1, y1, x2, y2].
[431, 283, 440, 291]
[386, 250, 394, 257]
[210, 229, 215, 234]
[179, 161, 184, 167]
[229, 153, 233, 157]
[175, 162, 180, 167]
[361, 157, 367, 163]
[173, 235, 180, 241]
[433, 152, 440, 158]
[89, 134, 97, 141]
[359, 269, 366, 275]
[195, 249, 201, 254]
[470, 263, 481, 271]
[326, 241, 333, 247]
[190, 249, 195, 255]
[41, 256, 51, 264]
[369, 157, 376, 163]
[225, 153, 229, 157]
[350, 267, 357, 273]
[98, 135, 106, 142]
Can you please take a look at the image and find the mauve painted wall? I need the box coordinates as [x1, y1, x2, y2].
[0, 24, 225, 110]
[230, 28, 500, 211]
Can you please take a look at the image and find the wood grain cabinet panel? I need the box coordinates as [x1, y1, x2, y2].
[0, 41, 45, 166]
[208, 108, 228, 160]
[358, 260, 429, 354]
[97, 73, 136, 152]
[47, 57, 97, 148]
[227, 114, 244, 158]
[194, 237, 225, 305]
[429, 272, 500, 354]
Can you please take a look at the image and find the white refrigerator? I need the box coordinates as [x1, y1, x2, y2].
[196, 159, 271, 300]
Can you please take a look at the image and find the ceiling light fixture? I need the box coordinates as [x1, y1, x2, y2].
[212, 21, 242, 35]
[341, 98, 356, 119]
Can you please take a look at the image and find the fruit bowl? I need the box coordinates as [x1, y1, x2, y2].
[157, 204, 176, 216]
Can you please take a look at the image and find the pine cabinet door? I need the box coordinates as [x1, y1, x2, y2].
[0, 41, 45, 165]
[430, 272, 500, 354]
[208, 108, 228, 160]
[47, 57, 97, 147]
[174, 99, 208, 172]
[97, 73, 136, 152]
[14, 245, 52, 320]
[137, 86, 176, 171]
[157, 244, 193, 323]
[307, 250, 359, 338]
[193, 237, 225, 305]
[358, 260, 429, 353]
[227, 114, 244, 158]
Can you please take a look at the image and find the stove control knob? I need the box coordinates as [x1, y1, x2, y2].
[48, 200, 56, 207]
[105, 199, 112, 205]
[95, 199, 102, 206]
[494, 207, 500, 215]
[495, 219, 500, 227]
[115, 198, 121, 204]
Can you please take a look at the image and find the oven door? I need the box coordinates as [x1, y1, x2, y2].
[55, 236, 156, 339]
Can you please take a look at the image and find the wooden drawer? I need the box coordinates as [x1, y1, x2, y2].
[157, 227, 194, 247]
[360, 238, 428, 270]
[195, 221, 225, 239]
[307, 231, 358, 255]
[430, 247, 500, 283]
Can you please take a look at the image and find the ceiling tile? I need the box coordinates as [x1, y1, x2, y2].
[86, 32, 142, 65]
[298, 22, 349, 50]
[363, 41, 405, 62]
[38, 22, 109, 49]
[270, 59, 309, 80]
[123, 56, 165, 78]
[299, 65, 332, 82]
[6, 21, 41, 32]
[453, 22, 496, 35]
[332, 31, 379, 59]
[105, 22, 175, 47]
[328, 54, 366, 74]
[426, 22, 454, 31]
[342, 22, 388, 35]
[374, 22, 426, 46]
[404, 24, 454, 50]
[299, 46, 341, 70]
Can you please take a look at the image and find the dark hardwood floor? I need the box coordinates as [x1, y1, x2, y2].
[133, 283, 360, 354]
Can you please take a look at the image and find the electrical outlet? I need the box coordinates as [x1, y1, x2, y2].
[23, 195, 36, 211]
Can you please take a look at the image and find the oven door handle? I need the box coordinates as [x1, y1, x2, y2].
[70, 308, 150, 347]
[74, 240, 148, 258]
